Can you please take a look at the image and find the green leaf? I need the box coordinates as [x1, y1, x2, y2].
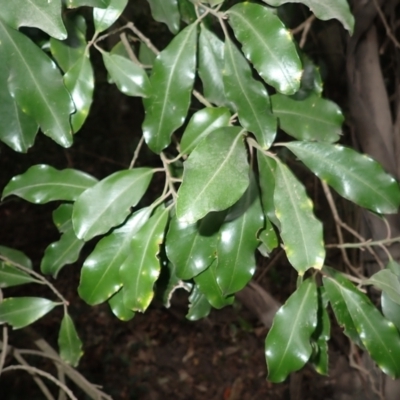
[0, 264, 37, 288]
[323, 270, 400, 379]
[186, 286, 212, 321]
[50, 15, 87, 73]
[223, 38, 277, 150]
[53, 204, 74, 233]
[66, 0, 110, 8]
[72, 168, 153, 240]
[2, 165, 98, 203]
[138, 42, 156, 66]
[120, 206, 169, 312]
[0, 297, 58, 330]
[263, 0, 355, 34]
[271, 94, 343, 142]
[258, 218, 279, 255]
[94, 0, 128, 33]
[322, 266, 363, 348]
[293, 54, 323, 100]
[216, 174, 264, 295]
[194, 260, 234, 309]
[0, 20, 75, 147]
[0, 0, 67, 40]
[198, 25, 227, 107]
[178, 0, 197, 25]
[257, 153, 280, 228]
[64, 53, 95, 132]
[285, 141, 400, 214]
[228, 3, 302, 95]
[265, 279, 318, 383]
[40, 229, 85, 278]
[0, 56, 38, 152]
[0, 246, 32, 269]
[274, 160, 325, 274]
[58, 313, 83, 367]
[387, 259, 400, 277]
[382, 292, 400, 332]
[365, 270, 400, 305]
[176, 127, 249, 224]
[142, 22, 197, 153]
[180, 107, 231, 155]
[108, 288, 135, 321]
[166, 211, 225, 280]
[310, 287, 330, 375]
[102, 52, 151, 97]
[146, 0, 180, 34]
[78, 208, 151, 305]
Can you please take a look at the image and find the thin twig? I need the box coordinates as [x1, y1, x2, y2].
[0, 256, 68, 305]
[129, 136, 144, 169]
[160, 152, 178, 200]
[321, 181, 365, 278]
[328, 236, 400, 249]
[372, 0, 400, 50]
[10, 350, 55, 400]
[2, 365, 78, 400]
[0, 325, 8, 375]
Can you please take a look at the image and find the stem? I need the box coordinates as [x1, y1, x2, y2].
[2, 365, 78, 400]
[328, 236, 400, 249]
[0, 256, 69, 306]
[129, 136, 144, 169]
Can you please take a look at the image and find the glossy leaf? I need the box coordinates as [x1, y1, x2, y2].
[323, 270, 400, 379]
[0, 263, 37, 288]
[139, 42, 156, 66]
[53, 204, 74, 233]
[257, 153, 280, 228]
[2, 165, 98, 204]
[58, 313, 83, 367]
[186, 286, 212, 321]
[223, 38, 277, 149]
[0, 58, 38, 152]
[274, 160, 325, 274]
[102, 52, 151, 97]
[41, 229, 85, 278]
[258, 218, 279, 255]
[263, 0, 355, 34]
[78, 208, 151, 305]
[50, 15, 87, 73]
[178, 0, 197, 25]
[387, 259, 400, 277]
[271, 94, 343, 142]
[0, 297, 58, 330]
[66, 0, 110, 8]
[121, 206, 169, 312]
[0, 246, 32, 269]
[198, 25, 227, 107]
[382, 292, 400, 332]
[228, 3, 302, 95]
[294, 54, 323, 100]
[216, 175, 264, 295]
[94, 0, 128, 33]
[176, 127, 249, 224]
[0, 20, 74, 147]
[142, 23, 197, 153]
[310, 287, 330, 375]
[108, 288, 135, 321]
[322, 266, 363, 348]
[166, 211, 225, 280]
[285, 141, 400, 214]
[64, 53, 94, 132]
[180, 107, 231, 155]
[146, 0, 180, 34]
[0, 0, 67, 39]
[194, 261, 234, 309]
[365, 270, 400, 305]
[265, 279, 318, 382]
[72, 168, 153, 240]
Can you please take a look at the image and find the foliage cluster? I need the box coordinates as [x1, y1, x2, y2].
[1, 0, 400, 396]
